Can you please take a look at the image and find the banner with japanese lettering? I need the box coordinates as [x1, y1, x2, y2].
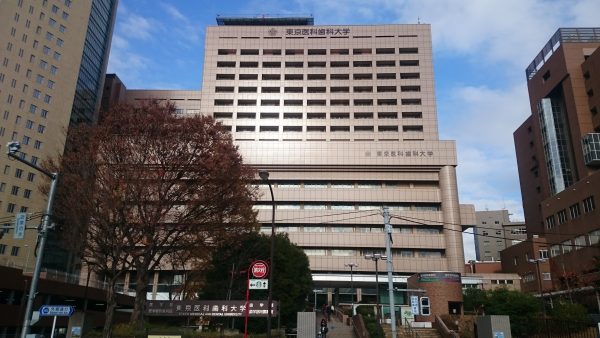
[145, 300, 278, 317]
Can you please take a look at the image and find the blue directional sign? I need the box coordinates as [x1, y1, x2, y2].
[13, 213, 26, 239]
[39, 305, 74, 317]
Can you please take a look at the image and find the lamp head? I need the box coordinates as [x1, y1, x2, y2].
[259, 170, 270, 181]
[7, 141, 21, 155]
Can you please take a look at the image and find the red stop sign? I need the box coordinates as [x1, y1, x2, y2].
[251, 261, 268, 279]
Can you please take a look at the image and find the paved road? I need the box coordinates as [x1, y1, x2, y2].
[317, 313, 355, 338]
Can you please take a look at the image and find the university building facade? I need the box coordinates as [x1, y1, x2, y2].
[104, 17, 475, 305]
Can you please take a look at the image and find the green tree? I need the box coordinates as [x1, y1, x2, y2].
[463, 288, 542, 337]
[550, 302, 590, 331]
[198, 232, 313, 332]
[462, 288, 486, 314]
[484, 288, 542, 337]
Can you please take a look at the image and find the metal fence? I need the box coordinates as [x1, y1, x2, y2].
[526, 318, 597, 338]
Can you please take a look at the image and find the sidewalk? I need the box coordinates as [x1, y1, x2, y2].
[316, 313, 355, 338]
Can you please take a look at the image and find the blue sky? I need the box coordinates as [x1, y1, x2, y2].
[107, 0, 599, 261]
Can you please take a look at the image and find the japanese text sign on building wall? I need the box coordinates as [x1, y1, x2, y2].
[364, 150, 434, 158]
[145, 300, 278, 317]
[285, 28, 351, 36]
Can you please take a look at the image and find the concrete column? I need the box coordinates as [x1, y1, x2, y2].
[151, 271, 160, 300]
[439, 166, 465, 272]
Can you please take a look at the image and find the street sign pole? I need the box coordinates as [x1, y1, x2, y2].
[50, 316, 57, 338]
[244, 266, 251, 338]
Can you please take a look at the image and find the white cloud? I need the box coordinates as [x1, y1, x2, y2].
[442, 84, 530, 151]
[107, 33, 153, 87]
[120, 13, 160, 40]
[160, 2, 203, 45]
[290, 0, 595, 68]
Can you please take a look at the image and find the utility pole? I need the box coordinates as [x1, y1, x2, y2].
[383, 207, 397, 338]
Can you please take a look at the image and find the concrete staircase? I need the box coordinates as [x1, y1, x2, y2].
[383, 324, 442, 338]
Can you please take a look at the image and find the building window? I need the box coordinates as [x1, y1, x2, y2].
[574, 236, 586, 249]
[546, 215, 556, 229]
[0, 244, 6, 255]
[583, 196, 595, 213]
[7, 203, 16, 213]
[15, 168, 23, 178]
[539, 248, 549, 259]
[557, 209, 567, 224]
[11, 246, 20, 256]
[11, 186, 20, 196]
[24, 189, 32, 198]
[542, 272, 551, 280]
[569, 203, 581, 219]
[550, 245, 561, 257]
[562, 240, 573, 253]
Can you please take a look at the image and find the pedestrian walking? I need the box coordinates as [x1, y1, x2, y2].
[320, 318, 328, 338]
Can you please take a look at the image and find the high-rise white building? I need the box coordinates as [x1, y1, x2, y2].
[104, 16, 475, 304]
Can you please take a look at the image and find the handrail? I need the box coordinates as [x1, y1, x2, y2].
[403, 318, 420, 338]
[353, 314, 369, 338]
[433, 315, 459, 338]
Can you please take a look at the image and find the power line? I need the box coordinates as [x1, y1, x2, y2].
[389, 213, 597, 250]
[394, 213, 589, 238]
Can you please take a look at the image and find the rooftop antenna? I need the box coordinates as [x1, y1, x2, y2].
[417, 17, 420, 24]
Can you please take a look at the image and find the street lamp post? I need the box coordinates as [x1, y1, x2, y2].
[259, 170, 275, 338]
[529, 258, 549, 337]
[344, 263, 358, 316]
[7, 142, 59, 338]
[365, 253, 386, 323]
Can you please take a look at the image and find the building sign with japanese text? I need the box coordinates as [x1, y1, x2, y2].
[365, 150, 434, 158]
[417, 272, 461, 283]
[285, 28, 350, 36]
[145, 300, 278, 317]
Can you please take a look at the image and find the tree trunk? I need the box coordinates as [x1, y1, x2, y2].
[103, 282, 118, 338]
[130, 267, 151, 330]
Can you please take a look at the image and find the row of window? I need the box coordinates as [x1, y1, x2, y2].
[549, 229, 600, 257]
[260, 224, 442, 234]
[216, 72, 420, 81]
[253, 180, 437, 189]
[216, 60, 419, 68]
[215, 85, 420, 93]
[214, 112, 422, 120]
[2, 201, 28, 214]
[253, 202, 439, 211]
[546, 195, 596, 228]
[228, 125, 424, 133]
[2, 166, 37, 182]
[301, 248, 443, 258]
[214, 98, 421, 107]
[0, 243, 20, 257]
[217, 48, 419, 56]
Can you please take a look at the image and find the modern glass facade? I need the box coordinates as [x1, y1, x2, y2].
[538, 97, 576, 194]
[583, 133, 600, 166]
[70, 0, 118, 125]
